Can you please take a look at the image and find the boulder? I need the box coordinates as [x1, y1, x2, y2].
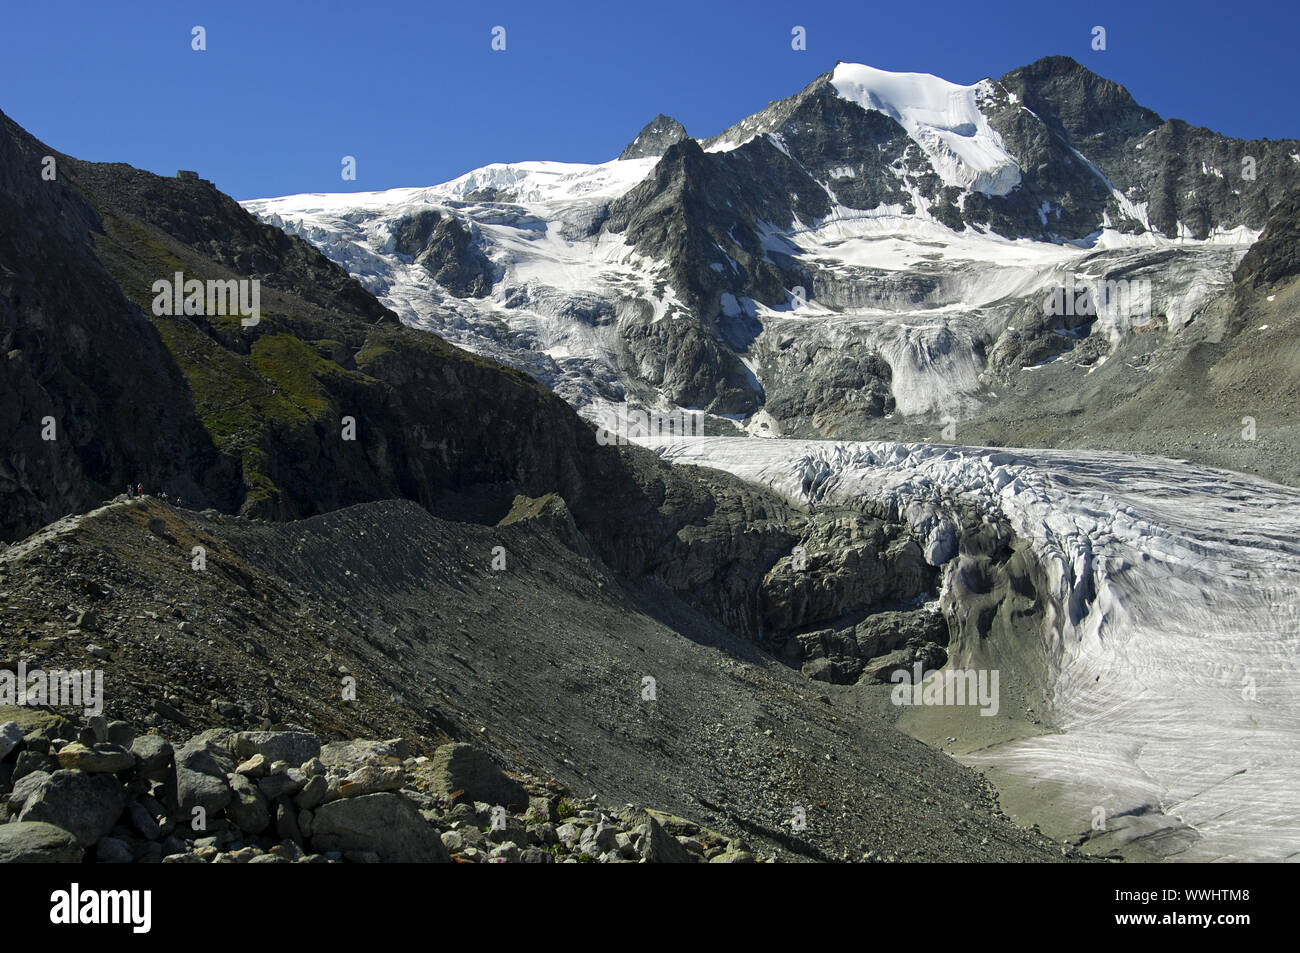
[234, 753, 269, 778]
[0, 721, 22, 760]
[426, 743, 526, 808]
[335, 764, 405, 799]
[294, 774, 328, 810]
[174, 741, 233, 822]
[56, 742, 134, 773]
[106, 721, 136, 748]
[129, 734, 174, 780]
[257, 769, 304, 800]
[318, 739, 400, 770]
[310, 793, 450, 862]
[16, 770, 126, 846]
[0, 821, 84, 862]
[579, 822, 621, 856]
[708, 849, 756, 863]
[233, 731, 321, 766]
[642, 814, 698, 863]
[11, 749, 56, 782]
[227, 773, 270, 834]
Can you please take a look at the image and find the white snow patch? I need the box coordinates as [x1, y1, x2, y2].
[830, 64, 1022, 196]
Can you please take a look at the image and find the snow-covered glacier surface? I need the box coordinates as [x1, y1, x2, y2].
[829, 64, 1022, 196]
[653, 436, 1300, 862]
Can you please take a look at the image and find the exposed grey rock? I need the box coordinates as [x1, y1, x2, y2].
[11, 750, 55, 783]
[708, 849, 756, 863]
[487, 816, 530, 847]
[129, 734, 173, 779]
[258, 770, 304, 800]
[335, 764, 405, 799]
[106, 720, 135, 747]
[310, 793, 451, 863]
[56, 742, 134, 773]
[174, 741, 233, 822]
[642, 814, 697, 863]
[233, 731, 321, 767]
[579, 822, 621, 856]
[317, 739, 400, 770]
[227, 773, 271, 834]
[426, 743, 526, 808]
[16, 769, 126, 846]
[619, 114, 689, 160]
[440, 830, 464, 852]
[0, 821, 84, 863]
[235, 753, 269, 778]
[0, 721, 22, 760]
[294, 774, 328, 810]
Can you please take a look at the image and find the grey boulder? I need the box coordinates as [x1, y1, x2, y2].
[310, 792, 450, 863]
[0, 821, 84, 862]
[16, 770, 126, 846]
[426, 743, 526, 808]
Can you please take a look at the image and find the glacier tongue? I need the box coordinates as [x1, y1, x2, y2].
[653, 436, 1300, 861]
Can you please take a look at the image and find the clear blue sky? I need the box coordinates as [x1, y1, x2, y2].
[3, 0, 1296, 200]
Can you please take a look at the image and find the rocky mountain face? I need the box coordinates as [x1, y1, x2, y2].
[244, 56, 1300, 470]
[0, 112, 219, 543]
[0, 496, 1073, 862]
[618, 114, 689, 160]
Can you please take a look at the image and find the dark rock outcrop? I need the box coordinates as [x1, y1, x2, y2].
[618, 114, 689, 160]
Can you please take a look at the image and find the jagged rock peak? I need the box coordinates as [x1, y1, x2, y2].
[618, 114, 689, 160]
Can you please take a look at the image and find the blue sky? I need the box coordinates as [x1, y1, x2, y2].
[3, 0, 1296, 200]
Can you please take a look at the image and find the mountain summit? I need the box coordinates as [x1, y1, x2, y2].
[245, 56, 1300, 476]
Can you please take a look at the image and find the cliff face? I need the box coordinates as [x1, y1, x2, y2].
[0, 112, 221, 541]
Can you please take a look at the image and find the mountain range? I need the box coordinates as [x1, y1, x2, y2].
[3, 53, 1300, 864]
[244, 56, 1300, 486]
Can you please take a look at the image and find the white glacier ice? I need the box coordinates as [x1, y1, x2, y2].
[830, 65, 1022, 196]
[651, 436, 1300, 862]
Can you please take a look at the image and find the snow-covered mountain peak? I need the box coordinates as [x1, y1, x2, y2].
[828, 63, 1021, 196]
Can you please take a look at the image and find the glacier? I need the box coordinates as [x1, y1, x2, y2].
[651, 436, 1300, 861]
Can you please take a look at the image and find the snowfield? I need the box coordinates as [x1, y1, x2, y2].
[242, 62, 1260, 430]
[653, 437, 1300, 862]
[829, 64, 1022, 196]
